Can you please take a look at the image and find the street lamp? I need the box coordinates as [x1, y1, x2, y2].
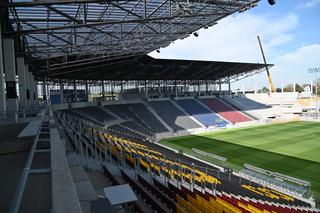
[308, 67, 320, 116]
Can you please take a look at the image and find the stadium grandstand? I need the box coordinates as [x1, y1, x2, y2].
[0, 0, 319, 213]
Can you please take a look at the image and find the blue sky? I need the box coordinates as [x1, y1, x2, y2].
[149, 0, 320, 90]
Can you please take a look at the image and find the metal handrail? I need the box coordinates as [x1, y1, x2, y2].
[8, 118, 49, 213]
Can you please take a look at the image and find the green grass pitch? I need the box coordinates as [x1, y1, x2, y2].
[159, 121, 320, 199]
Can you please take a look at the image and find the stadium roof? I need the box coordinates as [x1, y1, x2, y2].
[32, 55, 272, 82]
[1, 0, 260, 76]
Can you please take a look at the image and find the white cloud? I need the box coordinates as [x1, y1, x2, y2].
[149, 12, 303, 89]
[149, 13, 299, 63]
[271, 44, 320, 86]
[297, 0, 320, 9]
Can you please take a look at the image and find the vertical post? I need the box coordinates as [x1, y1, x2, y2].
[310, 81, 313, 94]
[281, 82, 284, 93]
[242, 84, 245, 94]
[145, 80, 148, 99]
[219, 80, 221, 94]
[111, 81, 114, 100]
[198, 80, 200, 97]
[3, 38, 19, 117]
[24, 65, 31, 106]
[29, 72, 38, 105]
[0, 23, 7, 113]
[85, 80, 89, 102]
[175, 80, 178, 97]
[17, 56, 27, 107]
[42, 78, 47, 104]
[73, 79, 77, 102]
[60, 80, 64, 103]
[293, 82, 296, 93]
[228, 78, 231, 95]
[101, 80, 105, 101]
[120, 80, 123, 94]
[206, 81, 208, 95]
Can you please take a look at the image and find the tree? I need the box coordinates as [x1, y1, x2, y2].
[276, 88, 281, 92]
[261, 87, 269, 93]
[295, 83, 304, 93]
[283, 84, 293, 92]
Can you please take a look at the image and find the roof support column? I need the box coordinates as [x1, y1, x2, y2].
[73, 79, 77, 102]
[60, 80, 64, 103]
[228, 78, 231, 95]
[85, 80, 89, 102]
[144, 80, 148, 99]
[17, 56, 27, 107]
[219, 79, 221, 94]
[175, 80, 177, 97]
[111, 81, 114, 100]
[0, 23, 6, 113]
[42, 78, 47, 104]
[3, 38, 19, 116]
[198, 80, 200, 97]
[205, 81, 208, 95]
[120, 81, 123, 93]
[28, 72, 37, 105]
[101, 80, 105, 101]
[25, 64, 31, 106]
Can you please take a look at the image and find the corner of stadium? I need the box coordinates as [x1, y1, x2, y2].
[0, 0, 319, 212]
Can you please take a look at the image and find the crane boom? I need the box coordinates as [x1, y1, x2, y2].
[257, 35, 275, 93]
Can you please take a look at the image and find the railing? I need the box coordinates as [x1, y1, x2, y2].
[9, 116, 50, 213]
[0, 108, 43, 122]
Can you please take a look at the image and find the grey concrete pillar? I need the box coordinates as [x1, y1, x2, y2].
[60, 80, 64, 103]
[175, 80, 178, 97]
[0, 23, 6, 112]
[281, 82, 284, 93]
[25, 65, 31, 106]
[17, 56, 27, 106]
[120, 81, 123, 93]
[42, 79, 47, 103]
[73, 79, 77, 102]
[101, 80, 105, 100]
[3, 38, 19, 113]
[85, 80, 89, 102]
[28, 72, 36, 105]
[205, 82, 208, 95]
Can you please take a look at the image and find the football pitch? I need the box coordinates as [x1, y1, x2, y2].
[159, 121, 320, 199]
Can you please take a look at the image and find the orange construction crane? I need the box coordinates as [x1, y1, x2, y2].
[257, 35, 276, 93]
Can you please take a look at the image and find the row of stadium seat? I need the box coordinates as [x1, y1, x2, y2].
[68, 98, 254, 138]
[176, 99, 229, 127]
[96, 132, 305, 206]
[71, 106, 115, 123]
[149, 100, 201, 130]
[104, 103, 168, 133]
[60, 111, 316, 212]
[201, 98, 252, 123]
